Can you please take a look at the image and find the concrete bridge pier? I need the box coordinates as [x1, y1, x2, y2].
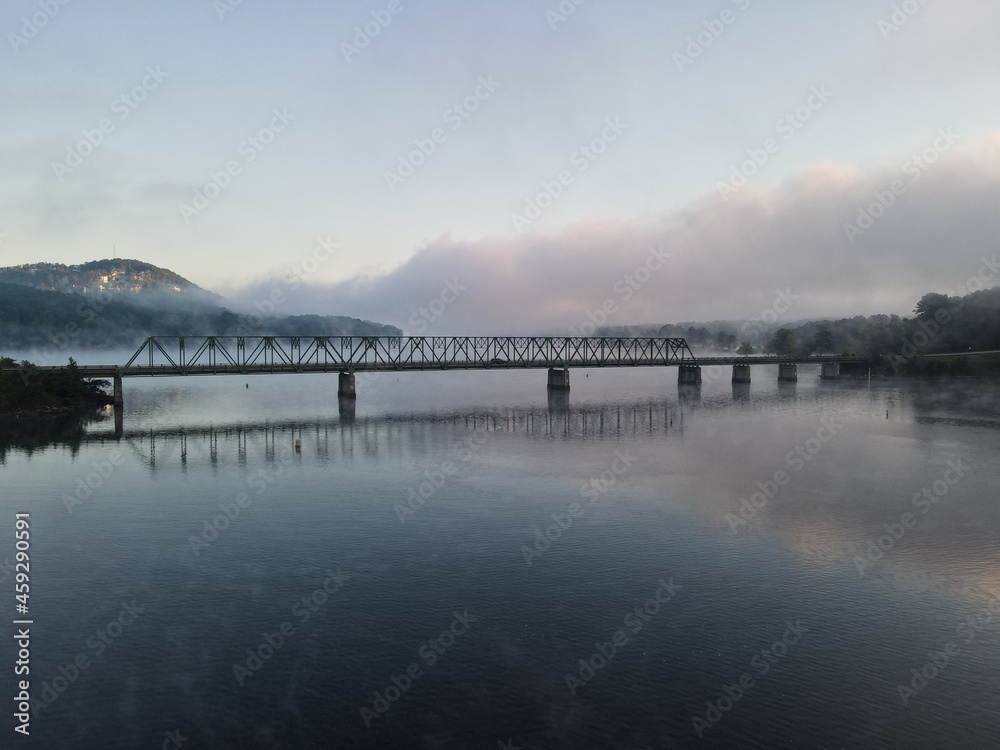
[821, 363, 841, 379]
[113, 374, 124, 408]
[338, 372, 356, 398]
[778, 364, 798, 382]
[547, 368, 570, 390]
[338, 395, 356, 422]
[678, 365, 702, 385]
[677, 365, 701, 385]
[732, 364, 751, 384]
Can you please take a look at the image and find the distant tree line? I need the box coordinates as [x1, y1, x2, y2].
[597, 286, 1000, 374]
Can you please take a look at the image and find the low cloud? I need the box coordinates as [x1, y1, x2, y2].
[224, 133, 1000, 335]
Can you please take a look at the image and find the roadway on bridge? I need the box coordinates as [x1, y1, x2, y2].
[14, 335, 865, 378]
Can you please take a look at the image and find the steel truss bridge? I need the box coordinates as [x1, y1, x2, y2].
[80, 335, 702, 377]
[43, 335, 865, 379]
[2, 335, 872, 437]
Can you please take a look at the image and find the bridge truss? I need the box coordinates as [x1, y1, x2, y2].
[120, 336, 697, 376]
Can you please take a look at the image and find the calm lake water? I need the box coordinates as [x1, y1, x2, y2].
[1, 365, 999, 749]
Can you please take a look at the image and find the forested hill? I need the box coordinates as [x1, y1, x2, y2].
[0, 259, 222, 308]
[596, 286, 1000, 372]
[750, 287, 1000, 358]
[0, 282, 401, 351]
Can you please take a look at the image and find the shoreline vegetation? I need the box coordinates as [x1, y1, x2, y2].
[597, 288, 1000, 377]
[0, 357, 112, 419]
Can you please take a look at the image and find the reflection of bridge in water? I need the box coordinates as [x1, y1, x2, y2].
[84, 396, 708, 471]
[11, 377, 986, 467]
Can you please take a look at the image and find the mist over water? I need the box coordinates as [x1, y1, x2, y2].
[1, 362, 999, 748]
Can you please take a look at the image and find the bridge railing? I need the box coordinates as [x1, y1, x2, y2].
[121, 336, 698, 374]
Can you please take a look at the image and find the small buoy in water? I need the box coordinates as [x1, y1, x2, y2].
[295, 439, 302, 452]
[246, 383, 249, 389]
[886, 410, 889, 419]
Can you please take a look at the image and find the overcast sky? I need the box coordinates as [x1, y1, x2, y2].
[2, 0, 999, 333]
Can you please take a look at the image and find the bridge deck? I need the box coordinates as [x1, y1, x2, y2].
[6, 336, 868, 378]
[61, 356, 864, 379]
